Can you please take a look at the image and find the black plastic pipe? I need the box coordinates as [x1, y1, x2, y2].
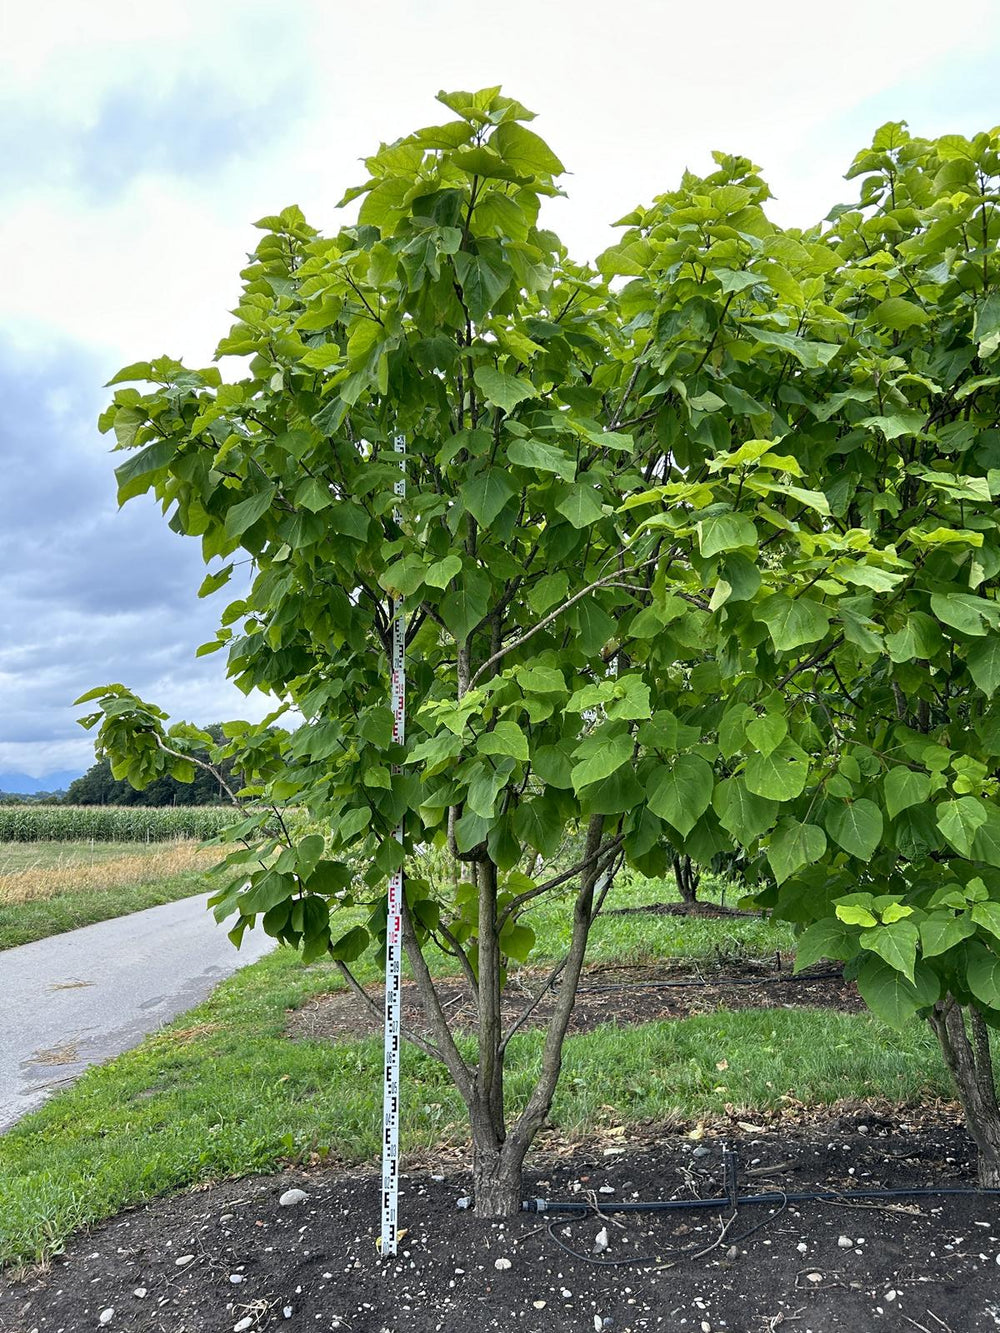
[521, 1184, 1000, 1214]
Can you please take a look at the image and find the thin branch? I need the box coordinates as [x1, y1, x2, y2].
[497, 836, 625, 930]
[469, 558, 657, 689]
[332, 960, 443, 1063]
[400, 893, 475, 1104]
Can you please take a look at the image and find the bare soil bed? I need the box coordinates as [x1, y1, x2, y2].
[4, 1110, 999, 1333]
[286, 956, 863, 1045]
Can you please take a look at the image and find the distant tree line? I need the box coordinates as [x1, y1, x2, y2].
[0, 726, 241, 806]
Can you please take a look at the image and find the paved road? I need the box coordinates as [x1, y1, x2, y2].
[0, 894, 276, 1131]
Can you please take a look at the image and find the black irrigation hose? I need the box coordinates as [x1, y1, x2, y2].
[528, 1141, 1000, 1269]
[523, 1184, 1000, 1214]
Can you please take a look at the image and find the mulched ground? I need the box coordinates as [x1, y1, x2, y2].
[4, 1109, 999, 1333]
[285, 954, 863, 1045]
[3, 943, 996, 1333]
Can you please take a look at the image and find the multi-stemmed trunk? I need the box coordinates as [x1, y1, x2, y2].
[400, 814, 610, 1216]
[928, 996, 1000, 1188]
[672, 854, 700, 905]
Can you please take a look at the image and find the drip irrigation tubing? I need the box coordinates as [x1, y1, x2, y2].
[527, 1144, 1000, 1268]
[522, 1184, 1000, 1214]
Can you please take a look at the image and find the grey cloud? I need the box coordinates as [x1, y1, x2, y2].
[0, 68, 308, 203]
[0, 341, 266, 777]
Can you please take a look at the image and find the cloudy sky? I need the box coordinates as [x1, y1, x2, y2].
[2, 0, 999, 784]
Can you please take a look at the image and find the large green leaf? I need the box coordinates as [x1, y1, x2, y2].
[440, 572, 490, 642]
[856, 955, 939, 1029]
[767, 818, 827, 884]
[556, 484, 605, 529]
[967, 948, 1000, 1008]
[570, 730, 634, 791]
[492, 121, 564, 176]
[713, 777, 779, 842]
[744, 739, 811, 802]
[648, 755, 714, 837]
[936, 797, 989, 857]
[745, 712, 787, 758]
[478, 720, 529, 762]
[754, 595, 831, 651]
[919, 914, 975, 958]
[225, 485, 277, 537]
[970, 808, 1000, 867]
[825, 799, 883, 860]
[967, 637, 1000, 695]
[453, 251, 512, 322]
[794, 918, 853, 971]
[473, 366, 537, 413]
[871, 297, 929, 330]
[507, 437, 576, 479]
[697, 512, 757, 557]
[460, 469, 515, 527]
[930, 593, 993, 637]
[859, 920, 919, 983]
[883, 767, 931, 820]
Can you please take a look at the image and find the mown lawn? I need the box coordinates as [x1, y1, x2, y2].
[0, 871, 952, 1267]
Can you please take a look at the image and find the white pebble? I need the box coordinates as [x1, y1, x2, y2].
[561, 1287, 572, 1298]
[494, 1258, 512, 1271]
[99, 1312, 114, 1327]
[175, 1254, 194, 1266]
[837, 1236, 854, 1249]
[284, 1306, 293, 1318]
[886, 1291, 897, 1302]
[229, 1274, 244, 1284]
[807, 1272, 823, 1283]
[797, 1242, 808, 1254]
[133, 1288, 147, 1299]
[533, 1300, 546, 1309]
[279, 1189, 309, 1207]
[234, 1320, 253, 1333]
[594, 1226, 609, 1253]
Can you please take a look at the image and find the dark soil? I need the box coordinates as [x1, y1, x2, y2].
[4, 1111, 1000, 1333]
[286, 957, 863, 1045]
[605, 902, 756, 919]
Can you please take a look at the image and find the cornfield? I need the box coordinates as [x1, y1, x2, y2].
[0, 806, 237, 843]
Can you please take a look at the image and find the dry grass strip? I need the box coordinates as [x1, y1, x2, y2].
[0, 842, 220, 905]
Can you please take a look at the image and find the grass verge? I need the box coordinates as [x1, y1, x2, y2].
[0, 841, 219, 949]
[0, 874, 953, 1268]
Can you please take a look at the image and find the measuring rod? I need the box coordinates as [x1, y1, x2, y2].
[381, 432, 406, 1256]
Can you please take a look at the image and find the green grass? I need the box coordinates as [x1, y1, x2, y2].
[0, 871, 952, 1268]
[0, 841, 219, 950]
[0, 841, 170, 874]
[0, 874, 211, 950]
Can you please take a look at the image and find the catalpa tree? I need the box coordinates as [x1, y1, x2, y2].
[84, 92, 1000, 1200]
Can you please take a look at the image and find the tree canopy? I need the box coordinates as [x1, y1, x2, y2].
[82, 92, 1000, 1193]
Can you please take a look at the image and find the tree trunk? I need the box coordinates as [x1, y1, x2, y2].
[471, 1113, 528, 1217]
[672, 854, 700, 904]
[928, 997, 1000, 1187]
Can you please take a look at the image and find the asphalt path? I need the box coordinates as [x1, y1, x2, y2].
[0, 893, 275, 1132]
